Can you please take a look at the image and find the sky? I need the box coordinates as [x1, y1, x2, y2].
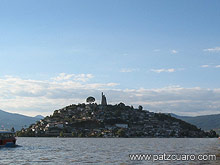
[0, 0, 220, 117]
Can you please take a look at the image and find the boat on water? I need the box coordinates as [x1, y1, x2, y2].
[0, 130, 16, 147]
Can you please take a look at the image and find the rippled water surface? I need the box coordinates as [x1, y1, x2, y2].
[0, 138, 220, 164]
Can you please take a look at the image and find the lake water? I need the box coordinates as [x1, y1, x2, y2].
[0, 138, 220, 164]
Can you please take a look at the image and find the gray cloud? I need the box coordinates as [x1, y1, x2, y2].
[203, 47, 220, 52]
[0, 75, 220, 117]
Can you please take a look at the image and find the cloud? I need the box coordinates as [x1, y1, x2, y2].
[151, 68, 175, 73]
[52, 73, 93, 82]
[201, 65, 210, 68]
[1, 74, 220, 117]
[105, 86, 220, 116]
[200, 64, 220, 68]
[171, 49, 178, 54]
[0, 74, 118, 116]
[52, 73, 74, 81]
[153, 49, 160, 52]
[122, 53, 129, 56]
[203, 47, 220, 52]
[120, 68, 138, 73]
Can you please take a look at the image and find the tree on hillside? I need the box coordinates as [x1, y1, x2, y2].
[138, 105, 143, 111]
[86, 96, 95, 104]
[60, 131, 64, 137]
[11, 127, 15, 132]
[116, 128, 126, 137]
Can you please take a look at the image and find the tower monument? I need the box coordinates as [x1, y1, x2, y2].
[101, 92, 107, 105]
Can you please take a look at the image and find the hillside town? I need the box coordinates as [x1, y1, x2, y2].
[17, 93, 218, 138]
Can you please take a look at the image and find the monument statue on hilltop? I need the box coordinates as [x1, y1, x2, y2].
[101, 92, 107, 105]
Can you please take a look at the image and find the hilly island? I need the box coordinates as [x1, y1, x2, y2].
[16, 93, 218, 138]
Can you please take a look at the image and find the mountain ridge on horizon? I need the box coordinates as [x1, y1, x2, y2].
[170, 113, 220, 133]
[0, 109, 42, 131]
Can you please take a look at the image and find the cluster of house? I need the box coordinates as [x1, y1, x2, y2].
[20, 103, 203, 137]
[19, 93, 212, 137]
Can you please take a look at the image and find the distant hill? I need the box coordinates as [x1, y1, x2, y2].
[170, 113, 220, 132]
[34, 115, 44, 119]
[0, 109, 41, 131]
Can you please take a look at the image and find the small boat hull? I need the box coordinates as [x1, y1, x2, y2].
[0, 140, 16, 147]
[0, 130, 16, 147]
[0, 144, 16, 147]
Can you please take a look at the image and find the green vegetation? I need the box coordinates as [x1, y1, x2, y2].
[116, 128, 126, 137]
[59, 131, 64, 137]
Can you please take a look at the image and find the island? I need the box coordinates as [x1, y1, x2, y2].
[16, 93, 218, 138]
